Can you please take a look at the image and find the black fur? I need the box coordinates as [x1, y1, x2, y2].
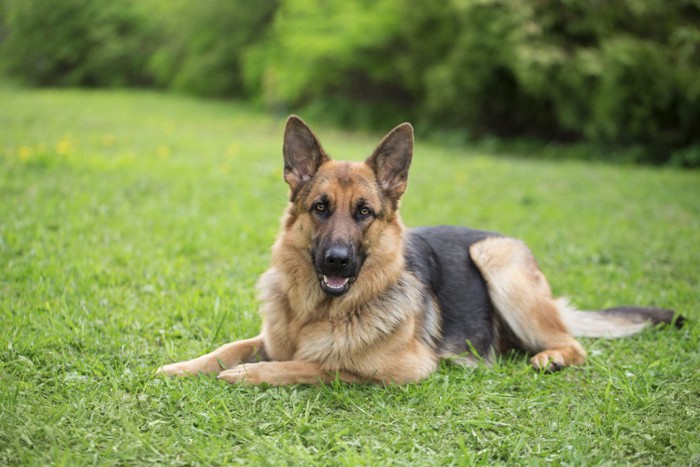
[406, 226, 501, 357]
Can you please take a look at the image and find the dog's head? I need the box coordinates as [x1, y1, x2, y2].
[281, 115, 413, 297]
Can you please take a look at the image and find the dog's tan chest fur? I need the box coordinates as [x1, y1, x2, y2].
[258, 263, 438, 381]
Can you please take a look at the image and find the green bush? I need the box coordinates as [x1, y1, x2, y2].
[1, 0, 155, 87]
[421, 2, 558, 138]
[1, 0, 698, 164]
[419, 0, 700, 164]
[244, 0, 405, 127]
[148, 0, 279, 98]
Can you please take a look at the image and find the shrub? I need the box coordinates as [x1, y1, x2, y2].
[243, 0, 403, 127]
[419, 0, 700, 164]
[2, 0, 698, 164]
[1, 0, 155, 87]
[148, 0, 279, 98]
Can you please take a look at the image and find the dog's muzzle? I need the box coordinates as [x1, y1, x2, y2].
[314, 244, 358, 296]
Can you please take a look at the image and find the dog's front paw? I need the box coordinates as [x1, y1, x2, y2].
[218, 362, 270, 385]
[156, 362, 202, 378]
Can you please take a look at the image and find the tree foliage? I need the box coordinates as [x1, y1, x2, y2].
[1, 0, 155, 87]
[148, 0, 278, 97]
[1, 0, 698, 165]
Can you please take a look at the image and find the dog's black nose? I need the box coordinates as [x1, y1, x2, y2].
[323, 245, 353, 274]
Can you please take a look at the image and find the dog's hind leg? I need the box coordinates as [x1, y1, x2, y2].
[469, 237, 586, 371]
[157, 335, 267, 377]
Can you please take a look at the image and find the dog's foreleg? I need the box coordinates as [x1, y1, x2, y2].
[157, 335, 266, 377]
[217, 361, 365, 386]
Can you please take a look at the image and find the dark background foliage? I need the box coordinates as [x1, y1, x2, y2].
[2, 0, 698, 165]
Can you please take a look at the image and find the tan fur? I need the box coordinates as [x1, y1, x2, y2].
[218, 361, 363, 385]
[469, 237, 586, 371]
[157, 335, 266, 376]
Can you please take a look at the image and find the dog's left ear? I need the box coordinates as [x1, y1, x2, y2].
[365, 122, 413, 203]
[283, 115, 330, 200]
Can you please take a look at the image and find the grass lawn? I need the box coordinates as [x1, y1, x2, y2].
[1, 85, 698, 465]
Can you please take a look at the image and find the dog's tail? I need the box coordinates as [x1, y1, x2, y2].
[557, 298, 685, 338]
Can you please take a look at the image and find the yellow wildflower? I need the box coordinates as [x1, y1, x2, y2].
[157, 145, 171, 159]
[56, 139, 72, 155]
[226, 143, 240, 158]
[102, 134, 116, 147]
[19, 146, 32, 161]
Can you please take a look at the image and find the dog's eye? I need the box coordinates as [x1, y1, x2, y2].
[358, 206, 372, 218]
[314, 202, 326, 213]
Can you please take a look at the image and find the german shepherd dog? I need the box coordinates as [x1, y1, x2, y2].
[158, 116, 682, 385]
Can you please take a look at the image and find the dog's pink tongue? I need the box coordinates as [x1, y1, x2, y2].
[325, 276, 348, 289]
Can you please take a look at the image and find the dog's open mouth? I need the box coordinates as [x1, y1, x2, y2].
[311, 248, 362, 297]
[320, 275, 352, 296]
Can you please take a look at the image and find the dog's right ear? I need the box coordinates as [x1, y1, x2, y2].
[283, 116, 330, 199]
